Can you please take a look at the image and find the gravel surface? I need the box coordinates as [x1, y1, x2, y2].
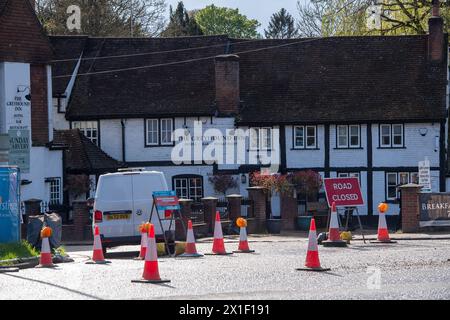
[0, 237, 449, 300]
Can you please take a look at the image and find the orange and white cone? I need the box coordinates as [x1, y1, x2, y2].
[86, 225, 111, 264]
[233, 226, 255, 253]
[36, 236, 55, 268]
[371, 211, 396, 244]
[179, 220, 203, 258]
[323, 202, 347, 247]
[296, 218, 330, 272]
[132, 224, 170, 284]
[135, 229, 148, 260]
[205, 212, 233, 255]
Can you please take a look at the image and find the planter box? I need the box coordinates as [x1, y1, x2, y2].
[296, 216, 313, 231]
[266, 219, 282, 234]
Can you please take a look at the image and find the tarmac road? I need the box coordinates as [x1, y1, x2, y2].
[0, 236, 449, 300]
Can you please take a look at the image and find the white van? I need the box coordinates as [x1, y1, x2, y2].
[93, 170, 173, 250]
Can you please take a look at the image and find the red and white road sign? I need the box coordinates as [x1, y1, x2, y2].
[324, 177, 364, 207]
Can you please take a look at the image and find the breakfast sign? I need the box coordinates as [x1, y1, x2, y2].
[419, 193, 450, 226]
[324, 177, 364, 207]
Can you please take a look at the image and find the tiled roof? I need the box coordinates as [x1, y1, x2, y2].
[50, 35, 230, 120]
[232, 36, 447, 124]
[50, 34, 447, 123]
[53, 129, 123, 174]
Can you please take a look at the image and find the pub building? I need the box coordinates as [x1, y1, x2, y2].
[0, 0, 449, 228]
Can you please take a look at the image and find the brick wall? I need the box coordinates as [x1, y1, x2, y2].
[215, 55, 240, 116]
[0, 0, 53, 64]
[30, 64, 49, 145]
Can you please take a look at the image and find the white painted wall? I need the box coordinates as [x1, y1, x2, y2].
[52, 97, 70, 130]
[330, 124, 367, 167]
[372, 123, 440, 167]
[20, 147, 63, 202]
[285, 125, 325, 169]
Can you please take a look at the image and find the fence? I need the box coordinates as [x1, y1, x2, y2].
[216, 197, 229, 220]
[190, 202, 206, 224]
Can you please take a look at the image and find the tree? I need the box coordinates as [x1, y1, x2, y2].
[265, 8, 298, 39]
[35, 0, 167, 37]
[160, 1, 203, 37]
[296, 0, 450, 37]
[296, 0, 368, 37]
[194, 5, 261, 39]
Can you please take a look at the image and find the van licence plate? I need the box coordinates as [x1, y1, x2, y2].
[106, 213, 131, 220]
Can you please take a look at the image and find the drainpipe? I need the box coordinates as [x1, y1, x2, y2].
[121, 119, 126, 163]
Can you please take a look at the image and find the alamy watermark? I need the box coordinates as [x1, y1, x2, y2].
[170, 121, 280, 172]
[366, 266, 382, 290]
[66, 5, 81, 32]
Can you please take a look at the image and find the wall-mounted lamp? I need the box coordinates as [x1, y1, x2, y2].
[241, 174, 247, 184]
[419, 128, 428, 136]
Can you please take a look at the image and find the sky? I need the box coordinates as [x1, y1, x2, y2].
[166, 0, 306, 34]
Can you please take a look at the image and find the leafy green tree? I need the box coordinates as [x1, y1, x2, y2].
[195, 5, 261, 39]
[265, 8, 298, 39]
[160, 1, 203, 37]
[36, 0, 167, 37]
[296, 0, 450, 37]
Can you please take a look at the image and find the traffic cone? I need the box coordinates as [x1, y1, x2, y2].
[134, 227, 148, 260]
[322, 202, 347, 247]
[179, 220, 203, 258]
[233, 225, 255, 253]
[205, 212, 233, 255]
[296, 218, 330, 272]
[36, 236, 56, 268]
[132, 224, 170, 284]
[86, 225, 111, 264]
[371, 211, 397, 244]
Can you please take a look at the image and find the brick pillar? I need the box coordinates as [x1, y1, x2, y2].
[176, 199, 192, 241]
[226, 194, 242, 222]
[400, 184, 422, 233]
[202, 197, 218, 234]
[22, 199, 42, 239]
[281, 189, 297, 230]
[247, 187, 267, 233]
[73, 201, 89, 240]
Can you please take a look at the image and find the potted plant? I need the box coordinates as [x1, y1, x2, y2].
[208, 174, 238, 197]
[250, 172, 293, 234]
[288, 170, 323, 231]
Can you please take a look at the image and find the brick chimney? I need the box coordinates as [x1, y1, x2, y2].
[428, 0, 444, 63]
[215, 54, 240, 116]
[29, 0, 36, 10]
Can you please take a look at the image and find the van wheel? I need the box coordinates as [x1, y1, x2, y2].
[102, 247, 107, 255]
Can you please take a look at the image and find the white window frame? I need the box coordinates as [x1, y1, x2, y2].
[260, 127, 272, 150]
[410, 172, 419, 184]
[160, 118, 173, 145]
[146, 119, 159, 146]
[294, 126, 305, 149]
[386, 172, 398, 200]
[349, 125, 360, 147]
[305, 126, 317, 149]
[392, 124, 403, 147]
[380, 124, 404, 148]
[48, 178, 62, 205]
[173, 176, 204, 202]
[249, 128, 259, 151]
[380, 124, 391, 147]
[250, 127, 272, 150]
[337, 125, 348, 148]
[72, 121, 98, 145]
[386, 171, 417, 200]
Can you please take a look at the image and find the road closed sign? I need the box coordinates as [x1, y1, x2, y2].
[324, 177, 364, 207]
